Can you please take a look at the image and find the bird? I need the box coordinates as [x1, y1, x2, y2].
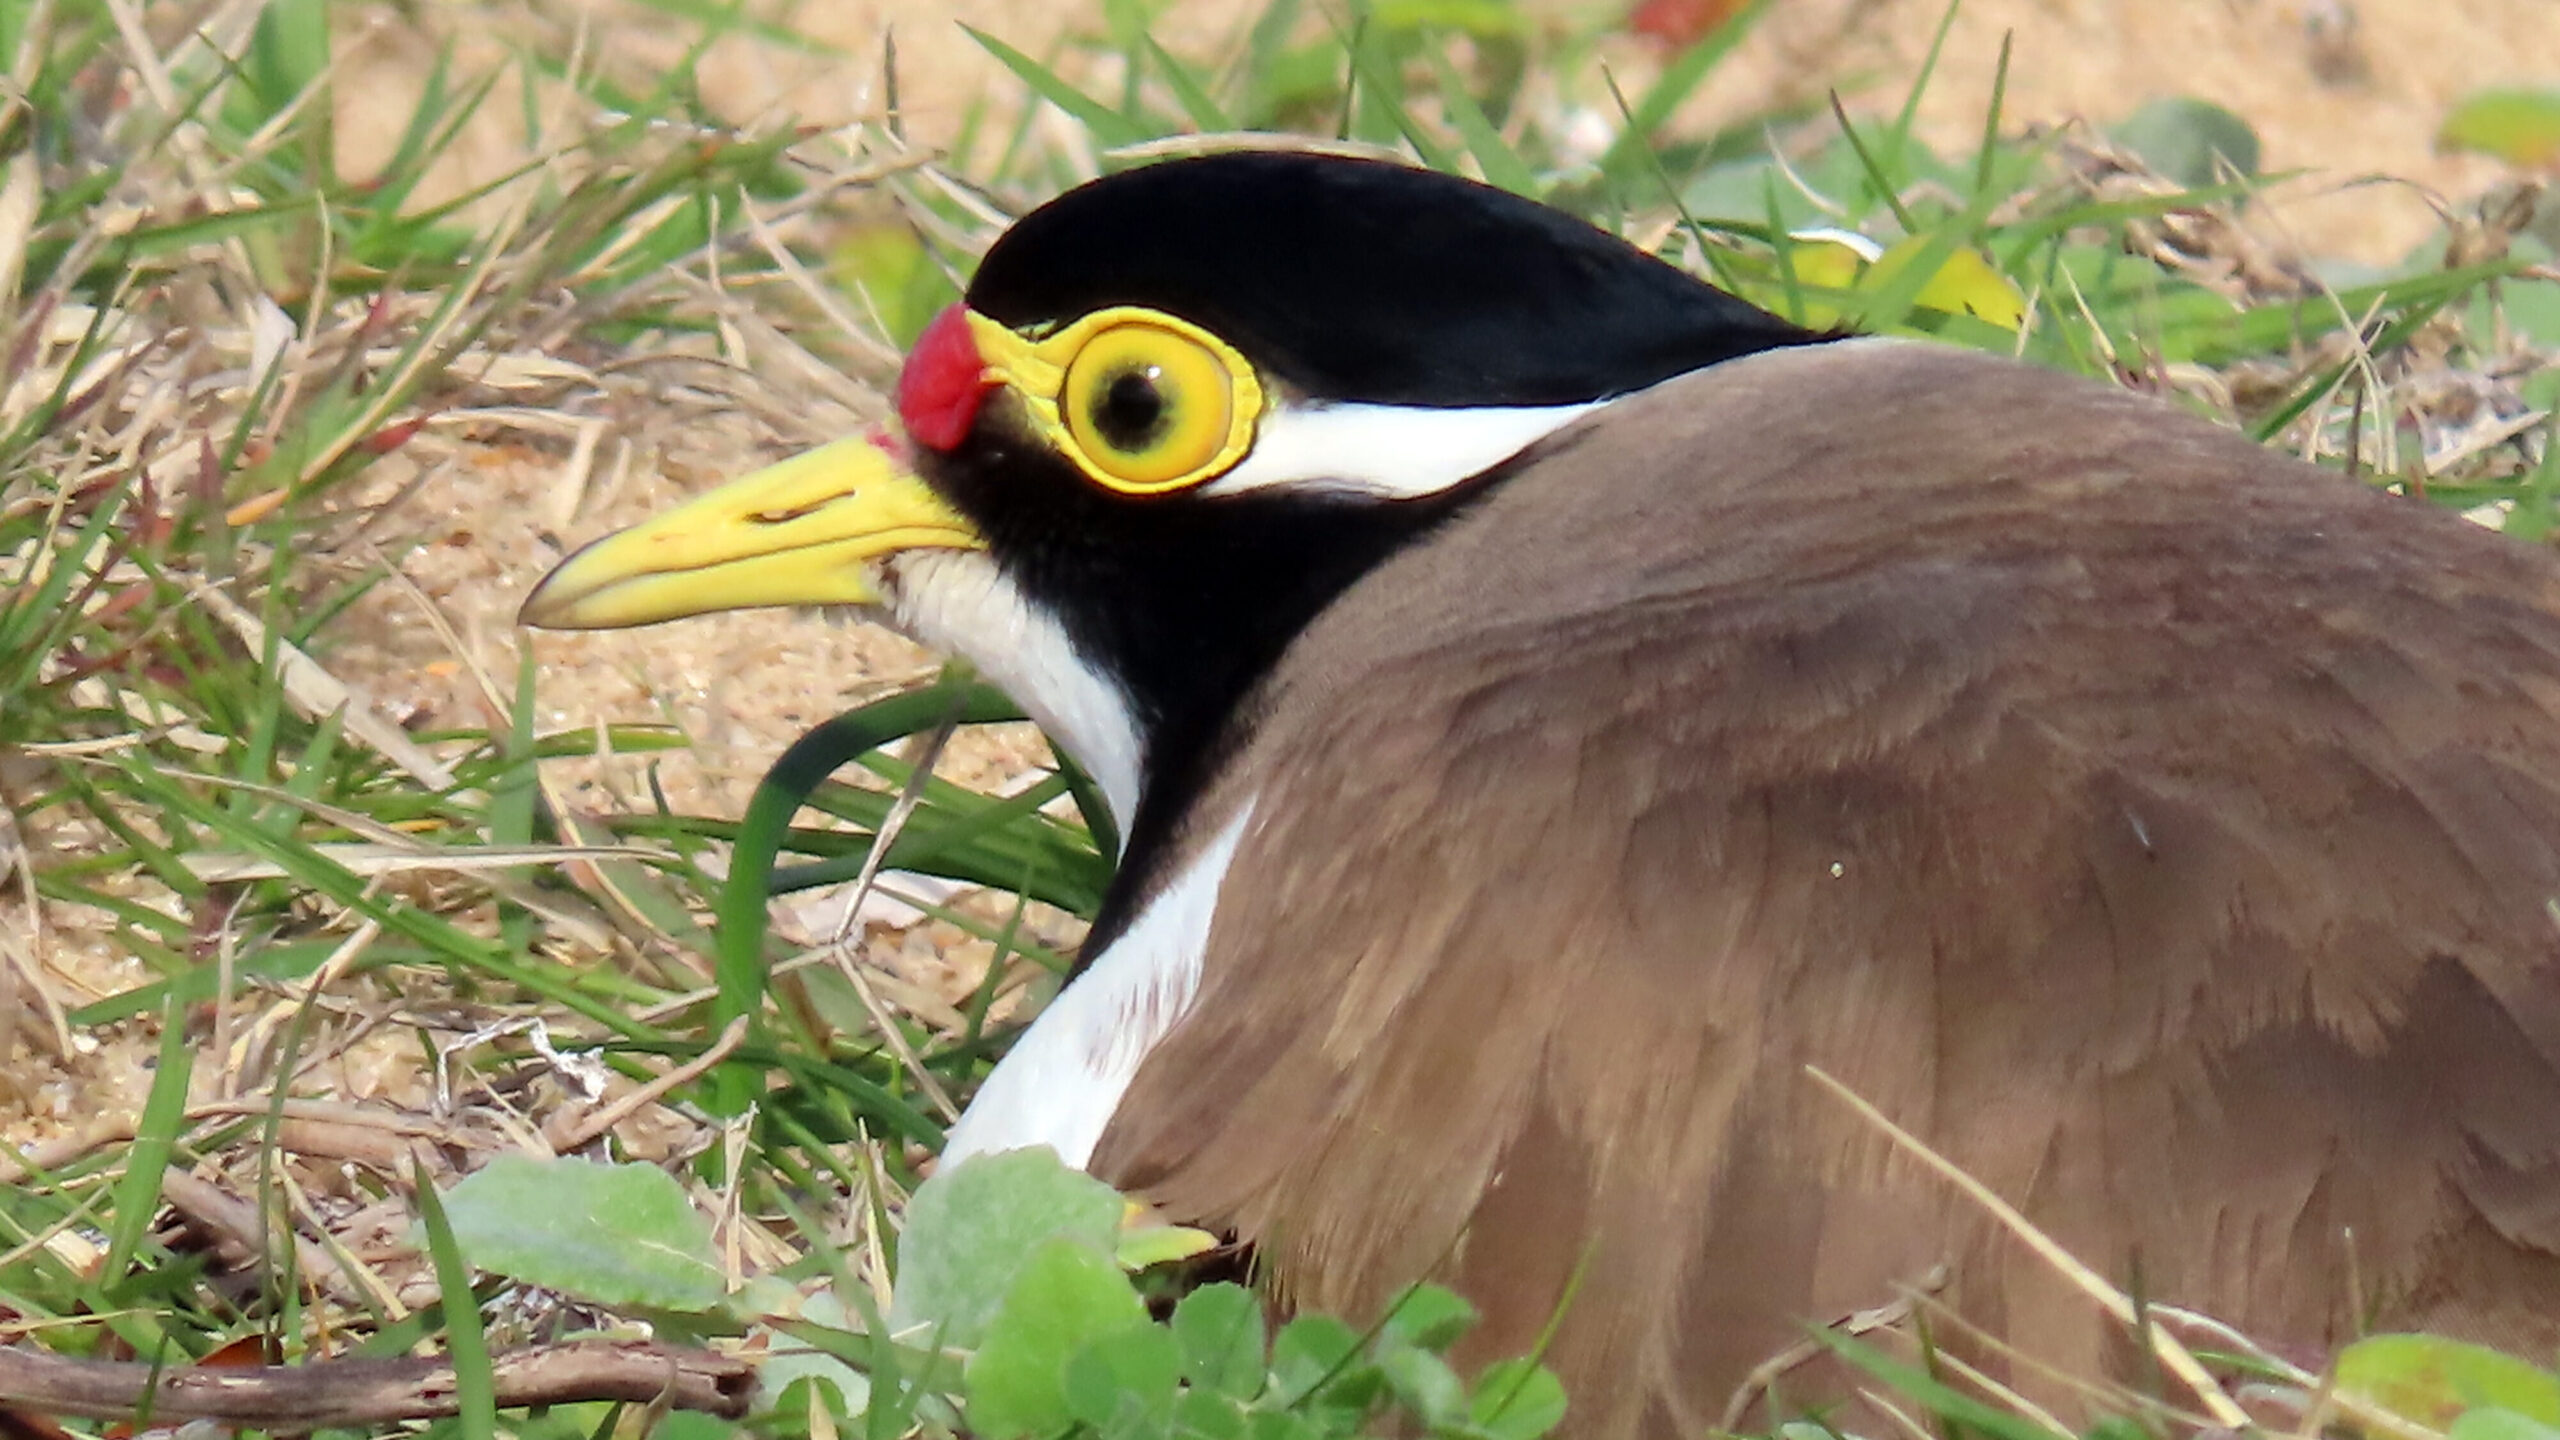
[520, 151, 2560, 1437]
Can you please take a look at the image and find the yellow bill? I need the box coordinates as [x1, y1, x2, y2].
[518, 435, 983, 629]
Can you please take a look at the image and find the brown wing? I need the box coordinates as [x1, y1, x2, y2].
[1091, 341, 2560, 1438]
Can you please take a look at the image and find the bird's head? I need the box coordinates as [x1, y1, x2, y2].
[520, 151, 1820, 851]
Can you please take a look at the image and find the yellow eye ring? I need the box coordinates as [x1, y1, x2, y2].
[1062, 324, 1234, 491]
[967, 307, 1264, 496]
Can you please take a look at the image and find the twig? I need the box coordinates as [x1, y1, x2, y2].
[157, 1167, 360, 1304]
[0, 1338, 752, 1424]
[1721, 1272, 1954, 1432]
[548, 1014, 750, 1152]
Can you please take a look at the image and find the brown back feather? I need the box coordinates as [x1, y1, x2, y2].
[1091, 341, 2560, 1437]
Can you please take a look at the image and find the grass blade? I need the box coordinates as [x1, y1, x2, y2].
[101, 997, 193, 1288]
[1143, 34, 1234, 133]
[413, 1159, 500, 1440]
[1597, 0, 1770, 181]
[714, 679, 1028, 1045]
[1431, 48, 1537, 194]
[1885, 0, 1963, 173]
[966, 26, 1149, 150]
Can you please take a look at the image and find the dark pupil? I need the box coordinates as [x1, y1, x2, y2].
[1091, 365, 1169, 452]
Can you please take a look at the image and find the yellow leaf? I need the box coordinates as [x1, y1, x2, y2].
[2441, 89, 2560, 169]
[1116, 1201, 1220, 1270]
[1866, 236, 2028, 331]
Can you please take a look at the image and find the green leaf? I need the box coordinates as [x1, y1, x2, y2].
[2475, 251, 2560, 347]
[891, 1147, 1127, 1349]
[2526, 365, 2560, 414]
[1247, 1408, 1328, 1440]
[1173, 1388, 1251, 1440]
[1468, 1358, 1570, 1440]
[434, 1154, 723, 1312]
[1269, 1313, 1380, 1411]
[2455, 1410, 2560, 1440]
[2338, 1334, 2560, 1431]
[753, 1285, 874, 1418]
[1172, 1283, 1266, 1398]
[1371, 0, 1525, 34]
[1064, 1323, 1184, 1433]
[2441, 88, 2560, 168]
[1377, 1283, 1477, 1353]
[245, 0, 330, 113]
[2111, 96, 2263, 188]
[1378, 1346, 1466, 1428]
[966, 1237, 1150, 1440]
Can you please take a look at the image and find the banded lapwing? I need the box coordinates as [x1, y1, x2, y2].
[523, 152, 2560, 1437]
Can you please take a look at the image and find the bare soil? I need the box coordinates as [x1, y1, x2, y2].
[333, 1, 2556, 267]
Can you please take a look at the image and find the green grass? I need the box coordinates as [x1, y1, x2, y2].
[2, 1, 2555, 1437]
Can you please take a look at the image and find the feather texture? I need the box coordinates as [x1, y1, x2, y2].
[1090, 340, 2560, 1437]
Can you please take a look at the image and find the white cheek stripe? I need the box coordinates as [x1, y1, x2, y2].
[939, 802, 1256, 1171]
[882, 549, 1145, 845]
[1205, 400, 1601, 500]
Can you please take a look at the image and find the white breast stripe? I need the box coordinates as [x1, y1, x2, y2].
[1204, 400, 1600, 500]
[880, 549, 1145, 845]
[939, 802, 1256, 1171]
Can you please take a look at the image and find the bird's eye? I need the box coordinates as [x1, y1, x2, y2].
[1058, 320, 1251, 494]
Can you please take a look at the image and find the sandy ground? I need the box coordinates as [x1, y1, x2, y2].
[338, 0, 2558, 264]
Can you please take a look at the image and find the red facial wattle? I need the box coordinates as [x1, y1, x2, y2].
[898, 304, 995, 452]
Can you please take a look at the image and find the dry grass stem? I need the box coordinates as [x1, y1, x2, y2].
[1802, 1063, 2254, 1428]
